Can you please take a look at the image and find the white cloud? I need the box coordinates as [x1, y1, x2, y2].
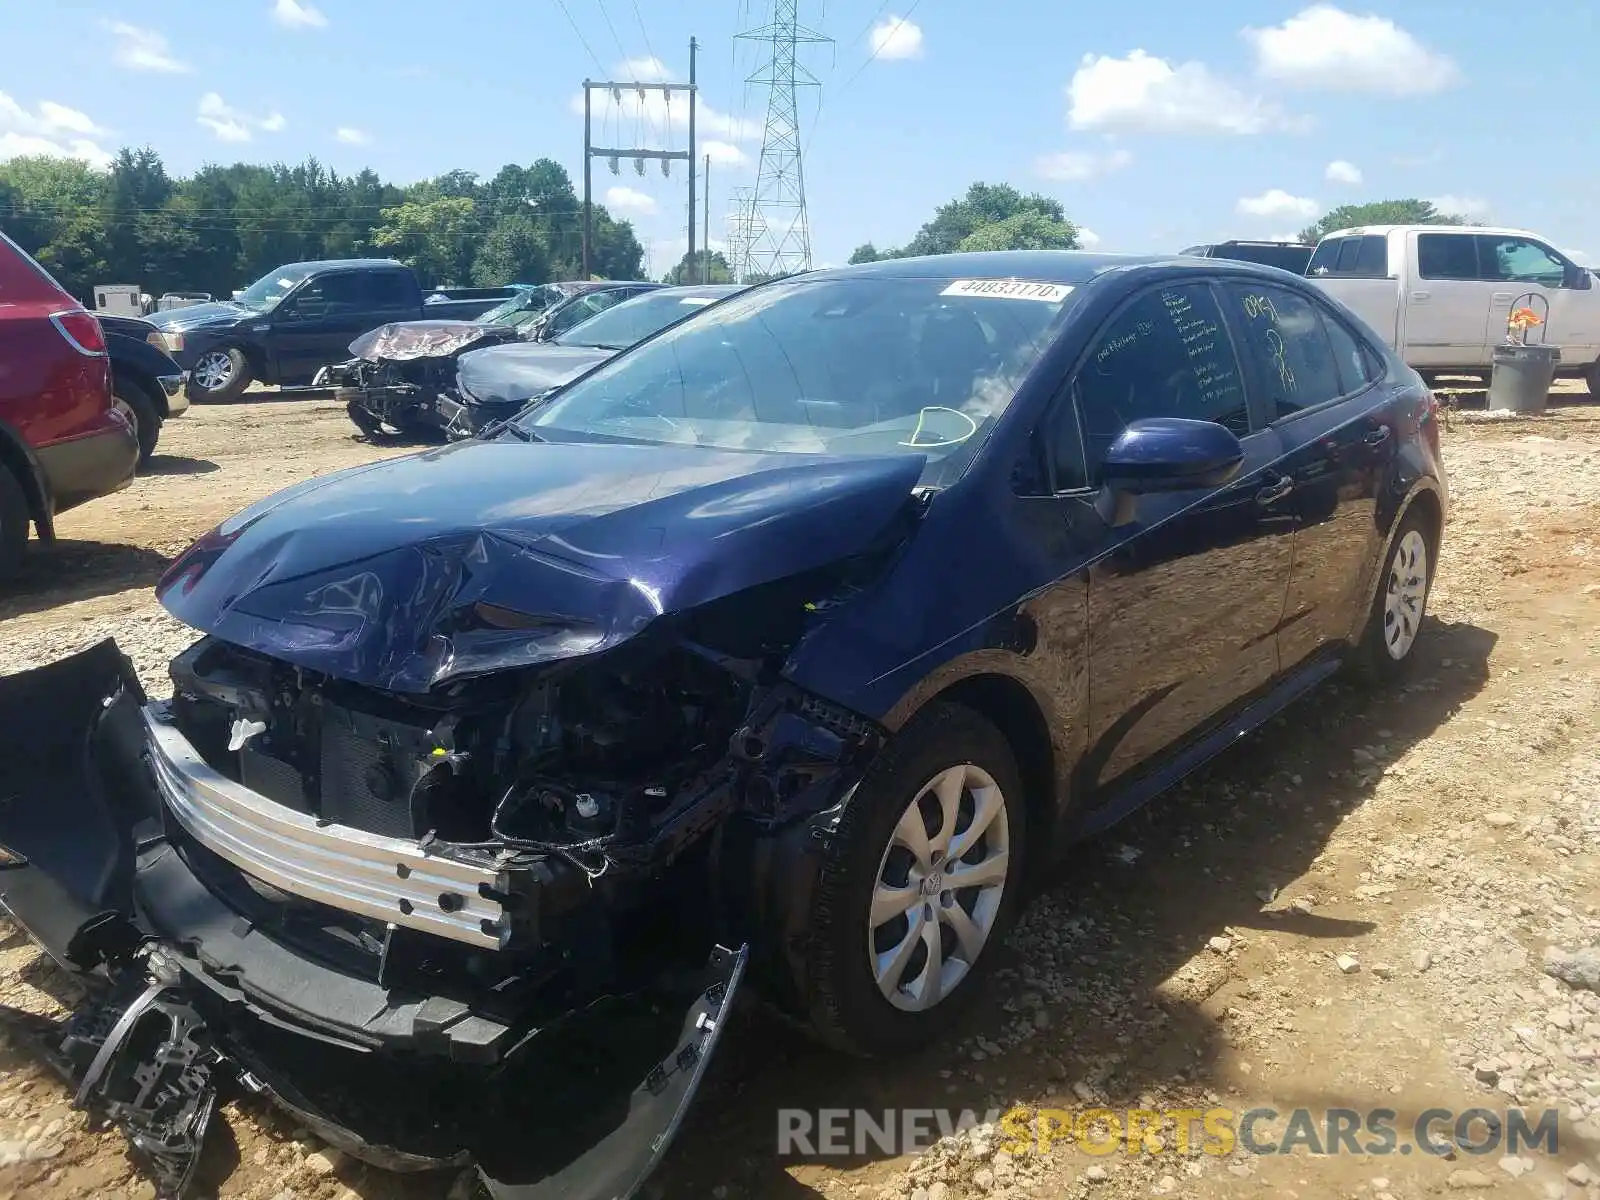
[702, 140, 748, 167]
[869, 16, 925, 61]
[1237, 189, 1320, 219]
[0, 92, 112, 167]
[1077, 227, 1102, 248]
[1067, 50, 1295, 135]
[103, 21, 190, 73]
[1034, 147, 1133, 182]
[197, 92, 285, 143]
[1428, 194, 1489, 217]
[1324, 159, 1362, 184]
[272, 0, 328, 30]
[1244, 5, 1459, 95]
[335, 126, 369, 145]
[569, 87, 759, 145]
[605, 186, 658, 215]
[618, 57, 669, 81]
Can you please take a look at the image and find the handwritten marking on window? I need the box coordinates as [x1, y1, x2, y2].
[1242, 293, 1280, 323]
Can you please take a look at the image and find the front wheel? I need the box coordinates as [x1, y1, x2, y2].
[1355, 511, 1435, 680]
[802, 703, 1026, 1057]
[187, 347, 253, 403]
[1585, 359, 1600, 397]
[113, 377, 162, 466]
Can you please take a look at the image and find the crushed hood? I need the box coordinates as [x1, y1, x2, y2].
[348, 320, 518, 363]
[455, 342, 614, 408]
[155, 439, 926, 692]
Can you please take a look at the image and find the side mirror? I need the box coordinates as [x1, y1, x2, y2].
[1100, 417, 1245, 495]
[1566, 264, 1592, 290]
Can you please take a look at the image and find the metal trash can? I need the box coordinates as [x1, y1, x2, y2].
[1487, 343, 1559, 414]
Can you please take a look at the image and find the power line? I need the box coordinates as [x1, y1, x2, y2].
[554, 0, 610, 77]
[840, 0, 923, 87]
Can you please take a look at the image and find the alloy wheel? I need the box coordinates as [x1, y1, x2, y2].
[1383, 529, 1429, 661]
[867, 763, 1011, 1012]
[192, 351, 234, 392]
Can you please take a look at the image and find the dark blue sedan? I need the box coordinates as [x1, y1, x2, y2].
[0, 251, 1445, 1200]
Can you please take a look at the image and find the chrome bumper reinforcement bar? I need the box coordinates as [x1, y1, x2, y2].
[141, 703, 507, 949]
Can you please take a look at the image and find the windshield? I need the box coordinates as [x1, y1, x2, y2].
[518, 276, 1074, 479]
[477, 285, 563, 326]
[555, 289, 726, 350]
[235, 264, 319, 312]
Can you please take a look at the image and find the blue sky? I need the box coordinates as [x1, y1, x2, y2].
[2, 0, 1595, 274]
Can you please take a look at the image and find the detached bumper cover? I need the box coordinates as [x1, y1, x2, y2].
[0, 641, 749, 1200]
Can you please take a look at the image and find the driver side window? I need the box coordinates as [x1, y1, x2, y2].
[1053, 283, 1248, 489]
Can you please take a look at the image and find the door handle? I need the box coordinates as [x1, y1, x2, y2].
[1410, 291, 1431, 302]
[1255, 476, 1295, 506]
[1492, 292, 1514, 303]
[1364, 426, 1392, 447]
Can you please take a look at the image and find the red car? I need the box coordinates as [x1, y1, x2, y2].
[0, 229, 139, 577]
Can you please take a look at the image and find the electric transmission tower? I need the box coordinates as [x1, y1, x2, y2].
[736, 0, 828, 280]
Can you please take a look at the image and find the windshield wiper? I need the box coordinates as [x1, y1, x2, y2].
[481, 418, 542, 442]
[568, 342, 628, 351]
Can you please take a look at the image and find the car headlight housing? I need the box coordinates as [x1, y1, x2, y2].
[153, 330, 182, 354]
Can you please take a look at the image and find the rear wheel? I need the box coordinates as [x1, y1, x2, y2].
[802, 703, 1026, 1057]
[1355, 510, 1435, 680]
[1585, 360, 1600, 397]
[113, 376, 162, 466]
[0, 466, 30, 580]
[188, 347, 252, 403]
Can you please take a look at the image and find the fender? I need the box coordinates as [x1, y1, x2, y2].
[0, 415, 56, 541]
[107, 332, 182, 418]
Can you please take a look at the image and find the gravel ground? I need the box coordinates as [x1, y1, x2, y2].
[0, 389, 1596, 1200]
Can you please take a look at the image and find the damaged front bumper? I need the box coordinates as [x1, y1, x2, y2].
[0, 640, 749, 1200]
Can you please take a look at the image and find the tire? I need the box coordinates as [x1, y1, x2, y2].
[803, 702, 1027, 1057]
[113, 376, 162, 466]
[1585, 360, 1600, 397]
[1354, 509, 1436, 681]
[187, 346, 253, 403]
[343, 397, 390, 440]
[0, 466, 30, 581]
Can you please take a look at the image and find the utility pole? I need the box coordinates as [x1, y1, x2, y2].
[737, 0, 829, 279]
[702, 154, 711, 283]
[580, 48, 698, 280]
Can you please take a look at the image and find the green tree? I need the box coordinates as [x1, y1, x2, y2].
[372, 195, 479, 286]
[957, 210, 1080, 253]
[472, 213, 550, 286]
[848, 242, 887, 264]
[660, 249, 732, 284]
[902, 183, 1067, 258]
[1299, 199, 1466, 244]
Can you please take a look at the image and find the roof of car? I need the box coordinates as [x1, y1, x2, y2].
[804, 250, 1167, 285]
[651, 283, 744, 297]
[280, 258, 407, 273]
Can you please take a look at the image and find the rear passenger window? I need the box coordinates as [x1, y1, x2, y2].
[1222, 284, 1345, 418]
[1322, 314, 1377, 394]
[1310, 235, 1388, 277]
[368, 272, 415, 309]
[1417, 233, 1480, 280]
[1070, 283, 1249, 485]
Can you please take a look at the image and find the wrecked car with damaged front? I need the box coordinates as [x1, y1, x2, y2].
[0, 251, 1448, 1198]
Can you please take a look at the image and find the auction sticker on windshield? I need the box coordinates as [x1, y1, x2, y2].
[941, 279, 1073, 302]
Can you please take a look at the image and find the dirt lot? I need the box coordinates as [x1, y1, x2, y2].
[0, 389, 1597, 1200]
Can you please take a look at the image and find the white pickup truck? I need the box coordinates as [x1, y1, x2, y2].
[1305, 224, 1600, 390]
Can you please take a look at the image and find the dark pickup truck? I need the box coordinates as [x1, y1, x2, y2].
[152, 259, 524, 402]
